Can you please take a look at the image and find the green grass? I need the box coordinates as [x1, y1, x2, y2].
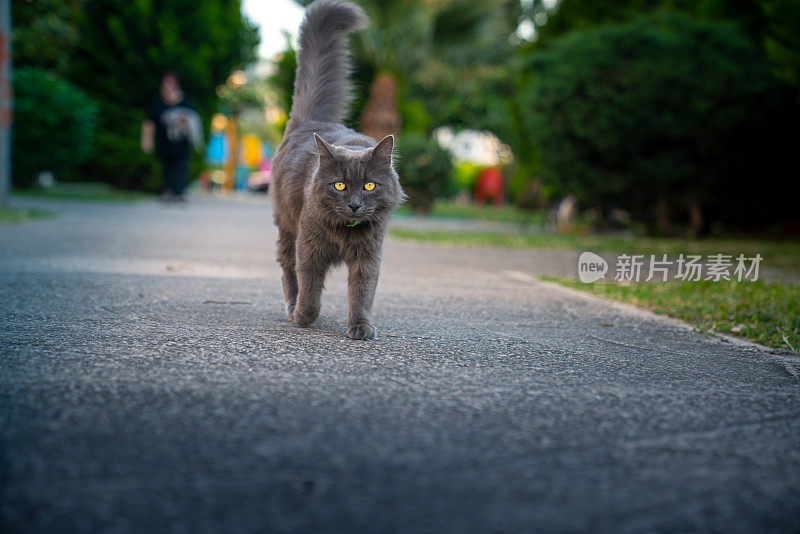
[389, 228, 800, 274]
[14, 183, 154, 203]
[0, 206, 51, 224]
[545, 277, 800, 351]
[396, 200, 547, 226]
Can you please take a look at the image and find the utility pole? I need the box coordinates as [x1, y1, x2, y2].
[0, 0, 11, 206]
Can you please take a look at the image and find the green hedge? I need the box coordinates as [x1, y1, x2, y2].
[519, 12, 798, 232]
[395, 134, 454, 213]
[69, 100, 158, 191]
[12, 67, 97, 187]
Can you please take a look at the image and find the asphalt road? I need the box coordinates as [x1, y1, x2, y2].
[1, 195, 799, 533]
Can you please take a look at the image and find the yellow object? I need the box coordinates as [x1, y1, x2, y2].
[364, 182, 375, 191]
[334, 182, 346, 191]
[211, 113, 228, 132]
[241, 134, 261, 167]
[223, 116, 238, 191]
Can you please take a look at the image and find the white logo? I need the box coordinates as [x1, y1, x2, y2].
[578, 252, 608, 283]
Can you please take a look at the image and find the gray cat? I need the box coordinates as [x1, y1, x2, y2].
[271, 0, 404, 340]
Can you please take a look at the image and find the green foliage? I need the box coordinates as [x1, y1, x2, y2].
[67, 0, 259, 120]
[509, 0, 779, 211]
[12, 67, 98, 187]
[453, 161, 482, 191]
[398, 99, 430, 136]
[534, 0, 767, 44]
[12, 0, 259, 191]
[217, 84, 264, 118]
[763, 0, 800, 90]
[11, 0, 82, 74]
[290, 0, 515, 134]
[69, 101, 159, 191]
[267, 33, 297, 123]
[534, 0, 656, 41]
[25, 0, 259, 190]
[401, 0, 516, 132]
[519, 12, 796, 230]
[395, 134, 454, 213]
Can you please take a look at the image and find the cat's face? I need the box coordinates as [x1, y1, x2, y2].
[311, 134, 403, 225]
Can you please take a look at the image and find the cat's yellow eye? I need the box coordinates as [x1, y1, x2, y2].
[364, 182, 376, 191]
[334, 182, 346, 191]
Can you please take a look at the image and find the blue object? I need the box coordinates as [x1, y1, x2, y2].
[206, 133, 225, 165]
[235, 166, 249, 190]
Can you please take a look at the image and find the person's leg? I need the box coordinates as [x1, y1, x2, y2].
[160, 157, 176, 200]
[173, 157, 189, 199]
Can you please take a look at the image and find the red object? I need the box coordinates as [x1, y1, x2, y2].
[474, 167, 504, 205]
[197, 171, 211, 189]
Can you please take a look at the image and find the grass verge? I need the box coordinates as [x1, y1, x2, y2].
[389, 228, 800, 274]
[396, 201, 547, 226]
[545, 276, 800, 351]
[13, 183, 154, 203]
[0, 206, 51, 224]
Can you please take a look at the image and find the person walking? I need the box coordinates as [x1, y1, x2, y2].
[141, 72, 202, 202]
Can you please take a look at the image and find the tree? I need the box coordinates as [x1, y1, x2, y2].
[289, 0, 514, 140]
[267, 32, 297, 123]
[68, 0, 258, 121]
[533, 0, 767, 44]
[11, 0, 82, 74]
[64, 0, 259, 189]
[520, 12, 796, 234]
[763, 0, 800, 91]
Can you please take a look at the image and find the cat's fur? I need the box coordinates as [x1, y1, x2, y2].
[271, 0, 404, 340]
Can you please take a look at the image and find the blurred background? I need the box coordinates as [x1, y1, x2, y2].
[4, 0, 800, 236]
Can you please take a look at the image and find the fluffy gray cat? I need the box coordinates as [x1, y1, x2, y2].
[271, 0, 404, 340]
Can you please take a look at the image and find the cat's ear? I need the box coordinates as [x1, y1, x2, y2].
[371, 135, 394, 167]
[314, 133, 335, 162]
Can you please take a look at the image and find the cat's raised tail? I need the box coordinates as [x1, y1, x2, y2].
[289, 0, 368, 127]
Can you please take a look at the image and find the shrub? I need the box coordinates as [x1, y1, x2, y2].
[395, 134, 454, 213]
[69, 100, 159, 191]
[519, 12, 798, 233]
[12, 67, 98, 187]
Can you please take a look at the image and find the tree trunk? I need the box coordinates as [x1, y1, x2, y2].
[360, 71, 400, 141]
[688, 197, 704, 238]
[655, 196, 674, 236]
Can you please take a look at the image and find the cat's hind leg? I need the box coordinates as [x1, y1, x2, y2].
[276, 228, 299, 320]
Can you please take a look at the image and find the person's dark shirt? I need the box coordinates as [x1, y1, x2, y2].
[148, 96, 195, 159]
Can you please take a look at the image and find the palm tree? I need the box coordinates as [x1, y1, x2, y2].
[294, 0, 513, 139]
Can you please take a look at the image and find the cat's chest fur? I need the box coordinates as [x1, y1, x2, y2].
[304, 220, 382, 264]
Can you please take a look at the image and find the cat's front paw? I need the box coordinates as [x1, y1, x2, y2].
[347, 323, 376, 341]
[285, 301, 296, 321]
[293, 307, 319, 327]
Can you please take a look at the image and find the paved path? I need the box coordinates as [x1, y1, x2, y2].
[1, 195, 798, 533]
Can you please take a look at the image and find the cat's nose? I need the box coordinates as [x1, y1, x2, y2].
[348, 202, 361, 213]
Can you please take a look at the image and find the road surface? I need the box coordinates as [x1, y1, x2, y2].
[1, 195, 798, 533]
